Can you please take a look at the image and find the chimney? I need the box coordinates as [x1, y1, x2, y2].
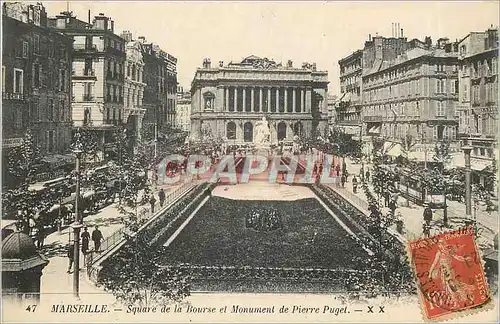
[219, 61, 223, 67]
[369, 34, 371, 41]
[110, 20, 114, 32]
[287, 60, 293, 68]
[391, 23, 394, 37]
[88, 9, 90, 24]
[138, 36, 146, 43]
[401, 28, 404, 38]
[312, 63, 317, 71]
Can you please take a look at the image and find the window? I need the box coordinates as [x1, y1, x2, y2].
[451, 80, 458, 94]
[463, 84, 468, 101]
[46, 130, 55, 153]
[22, 41, 29, 58]
[277, 121, 287, 141]
[226, 122, 236, 140]
[243, 122, 253, 142]
[34, 35, 40, 55]
[59, 70, 65, 92]
[30, 99, 39, 121]
[48, 99, 54, 121]
[436, 79, 445, 94]
[13, 69, 23, 94]
[436, 64, 444, 72]
[436, 101, 445, 116]
[416, 79, 420, 94]
[33, 63, 40, 88]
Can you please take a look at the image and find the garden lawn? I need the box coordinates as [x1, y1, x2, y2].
[161, 197, 368, 269]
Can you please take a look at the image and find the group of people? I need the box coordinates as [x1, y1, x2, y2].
[66, 225, 103, 273]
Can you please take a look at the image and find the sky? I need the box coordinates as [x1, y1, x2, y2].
[41, 1, 499, 95]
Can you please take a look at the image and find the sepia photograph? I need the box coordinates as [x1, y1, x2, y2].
[1, 0, 499, 322]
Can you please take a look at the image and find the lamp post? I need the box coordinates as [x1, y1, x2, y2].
[71, 130, 84, 299]
[463, 145, 473, 220]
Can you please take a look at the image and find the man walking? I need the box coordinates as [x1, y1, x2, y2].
[423, 203, 433, 226]
[81, 227, 90, 254]
[92, 225, 103, 252]
[150, 195, 157, 214]
[158, 188, 166, 208]
[67, 244, 74, 273]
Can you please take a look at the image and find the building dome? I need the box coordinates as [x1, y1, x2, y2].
[2, 232, 38, 260]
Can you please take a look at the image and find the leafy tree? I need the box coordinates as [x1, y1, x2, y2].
[97, 234, 191, 307]
[79, 129, 99, 164]
[6, 129, 41, 188]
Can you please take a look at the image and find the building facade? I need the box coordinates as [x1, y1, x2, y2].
[48, 11, 126, 160]
[337, 50, 363, 139]
[2, 2, 73, 155]
[327, 94, 338, 132]
[121, 33, 146, 143]
[362, 36, 460, 159]
[175, 86, 191, 133]
[457, 27, 498, 185]
[190, 56, 329, 144]
[141, 39, 178, 136]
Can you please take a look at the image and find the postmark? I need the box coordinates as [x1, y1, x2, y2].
[408, 226, 491, 321]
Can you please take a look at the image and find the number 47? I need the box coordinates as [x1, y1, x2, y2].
[25, 305, 37, 312]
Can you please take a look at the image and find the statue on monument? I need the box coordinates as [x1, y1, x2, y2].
[254, 116, 271, 146]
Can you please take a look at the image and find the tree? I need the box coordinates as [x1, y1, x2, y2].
[6, 129, 41, 188]
[79, 129, 99, 164]
[97, 234, 191, 307]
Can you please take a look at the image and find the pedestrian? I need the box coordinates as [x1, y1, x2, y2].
[384, 190, 390, 207]
[423, 203, 433, 227]
[342, 160, 347, 173]
[150, 195, 157, 214]
[341, 174, 346, 188]
[158, 188, 166, 207]
[389, 197, 397, 215]
[36, 222, 45, 249]
[67, 244, 74, 273]
[81, 227, 90, 254]
[335, 164, 341, 176]
[352, 176, 358, 194]
[365, 170, 370, 182]
[91, 225, 103, 252]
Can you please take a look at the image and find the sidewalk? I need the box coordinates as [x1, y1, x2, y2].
[326, 157, 498, 248]
[38, 181, 188, 305]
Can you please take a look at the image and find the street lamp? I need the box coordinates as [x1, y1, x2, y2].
[71, 129, 84, 299]
[463, 145, 473, 221]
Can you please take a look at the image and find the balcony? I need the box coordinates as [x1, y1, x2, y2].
[2, 92, 26, 101]
[363, 115, 383, 122]
[3, 137, 23, 148]
[74, 44, 98, 52]
[73, 69, 97, 81]
[82, 95, 95, 102]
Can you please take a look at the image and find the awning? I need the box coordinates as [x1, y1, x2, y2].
[407, 151, 437, 162]
[340, 92, 352, 102]
[368, 125, 381, 134]
[41, 154, 76, 166]
[383, 142, 403, 157]
[446, 155, 494, 171]
[83, 190, 96, 198]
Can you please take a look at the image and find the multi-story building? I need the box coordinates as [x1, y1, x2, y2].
[2, 2, 73, 156]
[337, 50, 363, 139]
[140, 38, 178, 136]
[120, 31, 146, 144]
[190, 56, 329, 144]
[457, 26, 498, 186]
[175, 86, 191, 133]
[327, 94, 338, 132]
[362, 36, 460, 159]
[48, 10, 126, 160]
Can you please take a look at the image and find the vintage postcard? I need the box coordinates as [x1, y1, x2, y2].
[1, 1, 498, 323]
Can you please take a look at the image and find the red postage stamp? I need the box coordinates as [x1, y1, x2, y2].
[408, 226, 491, 321]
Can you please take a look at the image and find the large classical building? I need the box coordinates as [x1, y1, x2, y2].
[2, 2, 73, 155]
[48, 10, 126, 159]
[190, 56, 329, 145]
[337, 49, 363, 139]
[456, 26, 498, 186]
[363, 38, 460, 158]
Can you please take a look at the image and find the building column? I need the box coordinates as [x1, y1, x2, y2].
[259, 87, 263, 112]
[267, 88, 271, 111]
[305, 88, 312, 113]
[292, 88, 296, 112]
[251, 87, 255, 112]
[276, 88, 280, 112]
[242, 87, 246, 111]
[301, 88, 305, 113]
[234, 87, 238, 111]
[284, 87, 288, 112]
[225, 86, 229, 111]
